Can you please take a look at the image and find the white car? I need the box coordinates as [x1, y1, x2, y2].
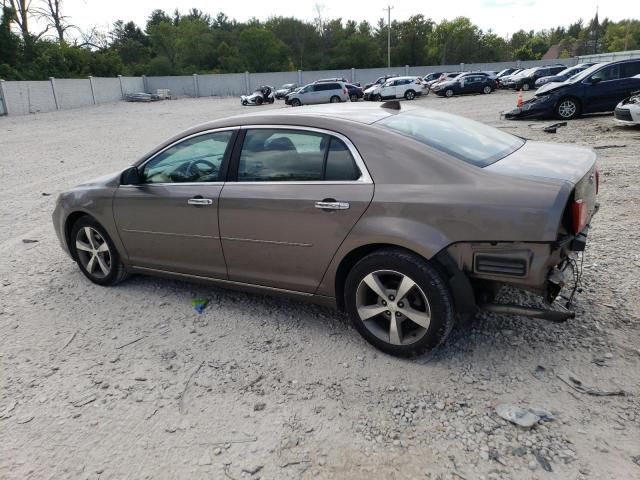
[376, 76, 424, 101]
[614, 89, 640, 125]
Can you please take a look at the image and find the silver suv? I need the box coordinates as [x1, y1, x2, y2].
[285, 82, 349, 106]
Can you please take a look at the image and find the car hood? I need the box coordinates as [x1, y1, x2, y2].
[535, 81, 566, 95]
[486, 140, 596, 185]
[364, 85, 380, 93]
[75, 171, 122, 189]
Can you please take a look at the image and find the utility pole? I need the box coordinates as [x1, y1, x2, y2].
[383, 4, 394, 68]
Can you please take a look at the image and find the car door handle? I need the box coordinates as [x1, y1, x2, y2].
[315, 200, 350, 210]
[187, 198, 213, 206]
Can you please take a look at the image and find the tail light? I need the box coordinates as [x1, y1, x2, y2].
[595, 166, 600, 194]
[572, 199, 588, 234]
[343, 88, 347, 94]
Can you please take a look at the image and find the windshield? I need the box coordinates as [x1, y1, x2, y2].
[566, 62, 607, 83]
[376, 110, 524, 167]
[280, 84, 294, 88]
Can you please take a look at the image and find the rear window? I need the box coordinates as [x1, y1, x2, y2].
[376, 110, 524, 167]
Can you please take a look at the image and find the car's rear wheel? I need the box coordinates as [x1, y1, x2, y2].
[344, 249, 455, 357]
[555, 97, 580, 120]
[241, 100, 248, 106]
[71, 216, 128, 286]
[521, 83, 530, 91]
[445, 89, 454, 98]
[483, 85, 492, 94]
[290, 98, 301, 107]
[330, 95, 341, 103]
[256, 97, 263, 105]
[404, 90, 416, 100]
[350, 94, 358, 102]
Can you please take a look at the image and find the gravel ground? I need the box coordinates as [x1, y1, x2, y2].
[1, 91, 639, 480]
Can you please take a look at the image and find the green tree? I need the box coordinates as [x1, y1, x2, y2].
[238, 26, 288, 72]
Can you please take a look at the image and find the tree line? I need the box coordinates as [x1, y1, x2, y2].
[1, 1, 639, 80]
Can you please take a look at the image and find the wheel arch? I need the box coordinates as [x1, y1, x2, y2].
[64, 211, 92, 260]
[332, 243, 476, 316]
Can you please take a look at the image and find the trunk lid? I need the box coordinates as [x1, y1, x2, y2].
[487, 140, 598, 230]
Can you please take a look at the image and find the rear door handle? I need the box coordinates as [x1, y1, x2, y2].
[188, 198, 213, 206]
[315, 201, 350, 210]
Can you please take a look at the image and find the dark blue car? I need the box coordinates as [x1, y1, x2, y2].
[505, 59, 640, 120]
[534, 63, 595, 88]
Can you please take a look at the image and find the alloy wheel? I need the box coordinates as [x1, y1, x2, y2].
[522, 83, 530, 91]
[483, 85, 492, 94]
[75, 226, 112, 279]
[406, 91, 415, 100]
[355, 270, 431, 346]
[558, 100, 577, 119]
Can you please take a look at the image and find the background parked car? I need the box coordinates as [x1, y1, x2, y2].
[345, 83, 364, 102]
[363, 74, 399, 90]
[505, 59, 640, 120]
[534, 63, 595, 88]
[422, 72, 446, 82]
[512, 65, 566, 91]
[614, 86, 640, 124]
[285, 81, 349, 106]
[240, 85, 275, 106]
[433, 74, 496, 97]
[497, 69, 524, 88]
[377, 76, 423, 100]
[274, 83, 299, 99]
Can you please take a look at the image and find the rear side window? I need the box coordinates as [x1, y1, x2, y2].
[238, 129, 361, 182]
[376, 110, 524, 168]
[622, 61, 640, 78]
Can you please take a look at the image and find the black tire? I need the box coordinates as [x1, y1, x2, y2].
[482, 85, 492, 94]
[255, 97, 263, 105]
[521, 82, 530, 91]
[404, 90, 416, 100]
[70, 216, 128, 286]
[290, 98, 301, 107]
[445, 89, 454, 98]
[373, 94, 382, 102]
[268, 97, 275, 104]
[555, 97, 580, 120]
[242, 100, 248, 106]
[350, 94, 358, 102]
[344, 249, 455, 357]
[330, 95, 341, 103]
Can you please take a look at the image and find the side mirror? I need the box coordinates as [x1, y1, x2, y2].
[121, 166, 141, 185]
[589, 77, 602, 84]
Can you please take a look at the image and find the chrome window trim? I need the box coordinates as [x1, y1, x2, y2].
[236, 124, 373, 185]
[120, 182, 225, 188]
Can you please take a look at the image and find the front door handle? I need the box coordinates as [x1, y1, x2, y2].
[315, 200, 350, 210]
[188, 197, 213, 206]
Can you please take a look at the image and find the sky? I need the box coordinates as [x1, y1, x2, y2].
[34, 0, 633, 39]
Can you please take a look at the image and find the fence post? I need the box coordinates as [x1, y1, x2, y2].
[193, 73, 199, 97]
[298, 69, 302, 85]
[405, 65, 409, 75]
[460, 63, 465, 72]
[244, 71, 250, 94]
[351, 68, 356, 83]
[88, 76, 97, 105]
[0, 79, 8, 116]
[516, 59, 521, 68]
[142, 75, 148, 93]
[118, 74, 124, 98]
[49, 77, 59, 110]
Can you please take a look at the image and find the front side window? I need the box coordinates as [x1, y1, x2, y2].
[238, 129, 361, 182]
[591, 64, 621, 82]
[376, 110, 524, 168]
[142, 131, 233, 183]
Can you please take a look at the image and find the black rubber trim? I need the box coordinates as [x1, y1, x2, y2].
[433, 250, 477, 315]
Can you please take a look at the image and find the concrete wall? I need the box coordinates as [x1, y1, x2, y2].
[92, 77, 122, 104]
[198, 73, 246, 96]
[250, 71, 299, 90]
[121, 76, 144, 94]
[577, 50, 640, 63]
[1, 80, 57, 115]
[55, 78, 94, 110]
[146, 76, 196, 96]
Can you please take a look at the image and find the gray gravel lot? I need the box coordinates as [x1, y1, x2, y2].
[1, 91, 639, 480]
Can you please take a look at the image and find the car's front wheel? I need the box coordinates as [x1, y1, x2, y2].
[71, 216, 128, 286]
[344, 249, 455, 357]
[330, 95, 341, 103]
[445, 89, 454, 98]
[521, 82, 530, 91]
[555, 97, 580, 120]
[483, 85, 492, 94]
[350, 94, 358, 102]
[290, 98, 301, 107]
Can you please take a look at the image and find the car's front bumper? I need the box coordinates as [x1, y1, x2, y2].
[614, 106, 640, 124]
[504, 94, 558, 120]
